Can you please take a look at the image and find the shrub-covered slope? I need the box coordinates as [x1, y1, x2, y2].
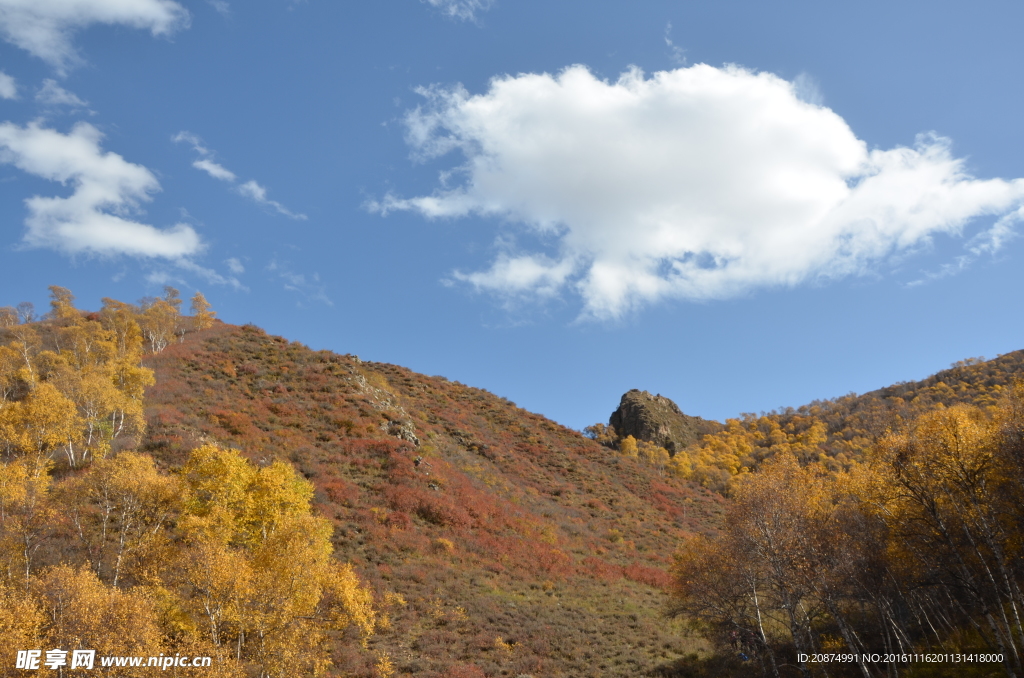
[141, 323, 725, 677]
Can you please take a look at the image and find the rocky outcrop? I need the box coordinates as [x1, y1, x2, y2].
[609, 389, 722, 454]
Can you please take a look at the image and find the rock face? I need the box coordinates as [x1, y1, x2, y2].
[609, 389, 723, 454]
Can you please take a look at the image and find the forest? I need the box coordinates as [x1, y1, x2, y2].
[0, 289, 381, 677]
[2, 286, 1023, 677]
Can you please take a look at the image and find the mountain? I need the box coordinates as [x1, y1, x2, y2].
[140, 322, 726, 677]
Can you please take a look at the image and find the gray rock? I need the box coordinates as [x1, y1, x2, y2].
[609, 389, 722, 454]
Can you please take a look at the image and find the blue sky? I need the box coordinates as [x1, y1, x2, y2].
[2, 0, 1023, 429]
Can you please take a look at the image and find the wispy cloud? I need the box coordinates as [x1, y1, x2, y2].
[36, 78, 90, 110]
[423, 0, 493, 21]
[193, 158, 236, 181]
[0, 121, 202, 258]
[173, 131, 306, 219]
[267, 258, 331, 305]
[207, 0, 230, 16]
[664, 23, 686, 66]
[375, 64, 1024, 319]
[907, 206, 1022, 287]
[173, 258, 246, 290]
[0, 70, 16, 99]
[238, 180, 305, 219]
[0, 0, 190, 72]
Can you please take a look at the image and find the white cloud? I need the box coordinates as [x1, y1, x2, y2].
[193, 157, 236, 182]
[423, 0, 493, 21]
[266, 258, 331, 305]
[792, 72, 824, 106]
[174, 257, 246, 290]
[376, 64, 1024, 319]
[0, 0, 189, 71]
[0, 70, 16, 99]
[0, 121, 202, 257]
[174, 130, 305, 219]
[664, 23, 685, 66]
[238, 179, 305, 219]
[143, 258, 246, 291]
[207, 0, 229, 16]
[36, 78, 88, 108]
[225, 256, 244, 274]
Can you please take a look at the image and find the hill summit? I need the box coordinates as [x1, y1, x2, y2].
[609, 389, 723, 454]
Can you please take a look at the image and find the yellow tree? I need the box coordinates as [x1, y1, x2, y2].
[177, 445, 378, 677]
[0, 383, 83, 471]
[59, 453, 181, 586]
[31, 565, 164, 677]
[0, 458, 57, 582]
[0, 582, 45, 671]
[138, 299, 178, 353]
[0, 307, 16, 328]
[190, 292, 216, 331]
[0, 345, 21, 404]
[47, 285, 79, 324]
[100, 299, 143, 360]
[4, 323, 40, 388]
[872, 404, 1024, 672]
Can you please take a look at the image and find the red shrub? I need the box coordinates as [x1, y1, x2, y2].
[321, 478, 360, 506]
[384, 485, 472, 528]
[385, 510, 411, 530]
[622, 563, 671, 589]
[581, 556, 622, 582]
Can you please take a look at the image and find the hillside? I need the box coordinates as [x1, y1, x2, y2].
[8, 291, 1023, 678]
[625, 350, 1024, 493]
[140, 322, 727, 677]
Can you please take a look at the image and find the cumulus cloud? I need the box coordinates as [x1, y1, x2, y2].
[423, 0, 493, 21]
[174, 130, 305, 219]
[0, 70, 16, 99]
[36, 78, 88, 109]
[0, 0, 189, 71]
[375, 64, 1024, 319]
[0, 121, 202, 257]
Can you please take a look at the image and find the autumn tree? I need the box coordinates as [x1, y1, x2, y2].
[59, 453, 181, 586]
[47, 285, 79, 324]
[869, 403, 1024, 674]
[177, 444, 378, 676]
[16, 301, 35, 324]
[138, 295, 178, 353]
[0, 307, 16, 328]
[673, 385, 1024, 676]
[0, 289, 153, 467]
[0, 458, 56, 583]
[0, 287, 382, 676]
[190, 292, 216, 331]
[31, 565, 164, 676]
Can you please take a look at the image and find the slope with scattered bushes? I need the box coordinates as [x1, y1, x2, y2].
[140, 322, 726, 677]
